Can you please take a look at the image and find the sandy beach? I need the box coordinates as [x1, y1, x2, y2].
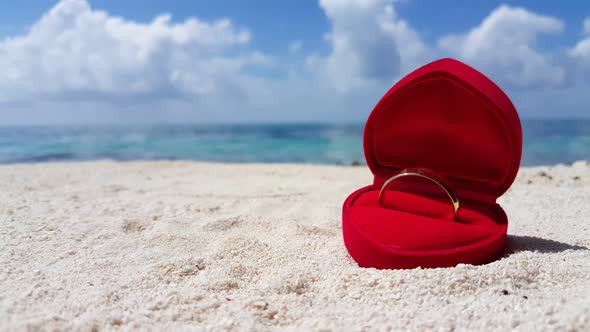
[0, 161, 589, 331]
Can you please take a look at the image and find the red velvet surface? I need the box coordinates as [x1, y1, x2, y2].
[342, 58, 522, 269]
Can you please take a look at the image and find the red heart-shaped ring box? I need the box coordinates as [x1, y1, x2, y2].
[342, 58, 522, 269]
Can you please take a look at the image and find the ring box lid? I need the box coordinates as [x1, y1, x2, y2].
[363, 58, 522, 203]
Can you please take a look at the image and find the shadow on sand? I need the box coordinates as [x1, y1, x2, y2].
[504, 235, 588, 256]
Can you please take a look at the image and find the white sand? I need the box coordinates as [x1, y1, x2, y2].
[1, 161, 589, 331]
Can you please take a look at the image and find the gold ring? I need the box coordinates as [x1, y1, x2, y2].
[378, 168, 460, 219]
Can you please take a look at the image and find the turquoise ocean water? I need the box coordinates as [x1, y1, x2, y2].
[0, 120, 588, 166]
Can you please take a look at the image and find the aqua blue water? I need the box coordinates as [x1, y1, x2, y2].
[0, 120, 588, 165]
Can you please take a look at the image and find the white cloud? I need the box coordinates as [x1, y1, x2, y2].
[569, 18, 590, 62]
[564, 17, 590, 87]
[288, 40, 303, 53]
[439, 5, 565, 88]
[311, 0, 429, 91]
[0, 0, 269, 102]
[584, 18, 590, 35]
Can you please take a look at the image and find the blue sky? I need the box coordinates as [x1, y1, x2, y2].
[0, 0, 589, 124]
